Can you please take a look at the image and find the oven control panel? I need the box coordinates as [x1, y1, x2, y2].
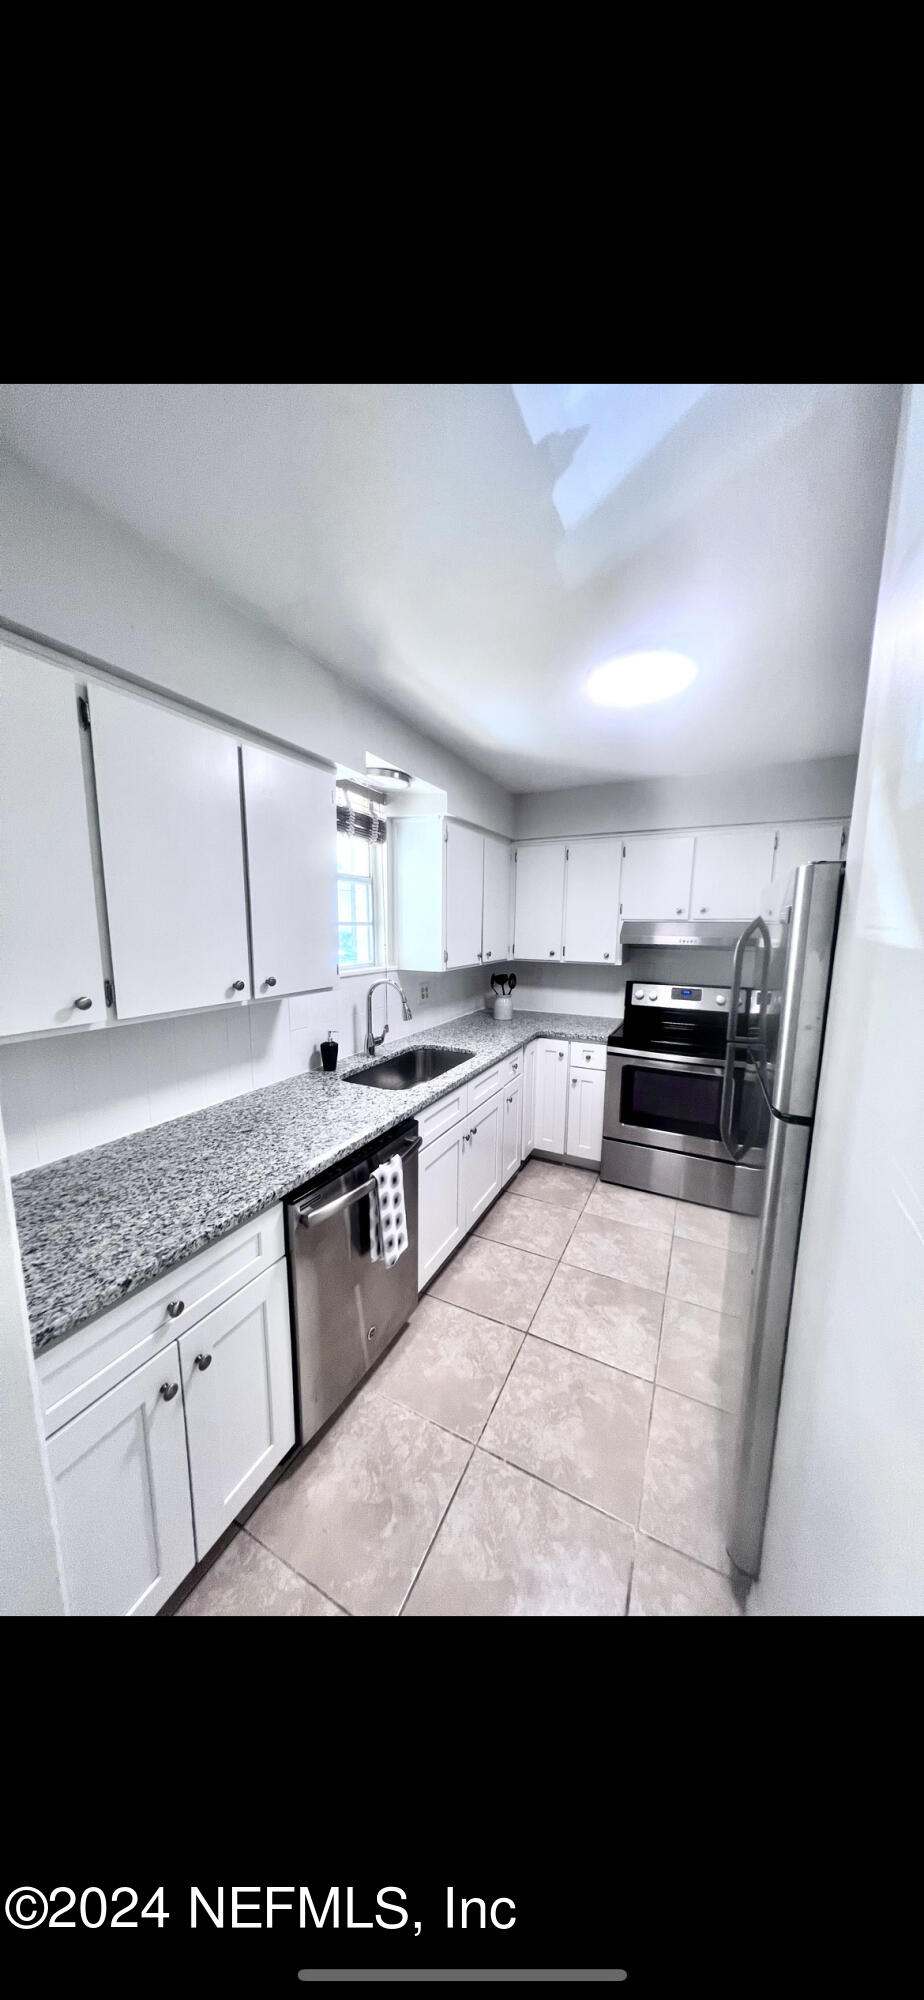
[627, 982, 744, 1012]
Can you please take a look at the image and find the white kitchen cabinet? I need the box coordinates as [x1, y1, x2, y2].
[566, 1065, 605, 1164]
[763, 820, 847, 920]
[690, 826, 777, 921]
[418, 1118, 468, 1285]
[89, 683, 250, 1020]
[179, 1259, 295, 1557]
[532, 1039, 569, 1154]
[445, 819, 486, 968]
[501, 1080, 523, 1183]
[0, 647, 106, 1038]
[619, 834, 695, 920]
[563, 837, 622, 964]
[514, 842, 567, 960]
[521, 1041, 537, 1159]
[242, 745, 336, 998]
[46, 1345, 195, 1617]
[393, 818, 511, 972]
[482, 833, 514, 965]
[466, 1089, 503, 1222]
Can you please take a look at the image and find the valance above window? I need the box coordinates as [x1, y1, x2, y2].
[335, 785, 387, 845]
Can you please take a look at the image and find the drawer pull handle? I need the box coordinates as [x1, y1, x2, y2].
[166, 1299, 185, 1319]
[160, 1381, 179, 1402]
[195, 1352, 213, 1371]
[512, 1062, 518, 1072]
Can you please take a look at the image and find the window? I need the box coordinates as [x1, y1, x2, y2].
[337, 831, 377, 969]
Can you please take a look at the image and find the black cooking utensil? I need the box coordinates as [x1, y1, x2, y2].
[508, 973, 517, 994]
[490, 973, 501, 995]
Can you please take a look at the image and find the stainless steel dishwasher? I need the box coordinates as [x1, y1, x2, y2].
[285, 1121, 421, 1446]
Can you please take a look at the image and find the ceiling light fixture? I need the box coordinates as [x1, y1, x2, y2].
[584, 650, 697, 708]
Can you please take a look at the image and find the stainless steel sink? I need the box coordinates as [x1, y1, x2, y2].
[344, 1045, 470, 1090]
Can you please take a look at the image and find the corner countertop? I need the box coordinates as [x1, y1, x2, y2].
[12, 1009, 618, 1354]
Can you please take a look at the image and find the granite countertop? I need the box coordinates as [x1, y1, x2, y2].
[13, 1009, 619, 1353]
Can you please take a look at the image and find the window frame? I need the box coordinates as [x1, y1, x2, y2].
[336, 825, 387, 976]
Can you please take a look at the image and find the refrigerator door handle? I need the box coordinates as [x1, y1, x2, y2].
[720, 915, 772, 1160]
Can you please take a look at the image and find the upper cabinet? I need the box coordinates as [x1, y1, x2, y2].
[690, 826, 777, 922]
[242, 745, 336, 998]
[763, 820, 847, 920]
[482, 833, 514, 965]
[90, 684, 251, 1020]
[562, 837, 622, 963]
[393, 817, 512, 971]
[0, 646, 106, 1038]
[619, 834, 695, 920]
[513, 842, 567, 960]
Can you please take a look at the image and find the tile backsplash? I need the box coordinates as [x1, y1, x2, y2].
[0, 965, 491, 1175]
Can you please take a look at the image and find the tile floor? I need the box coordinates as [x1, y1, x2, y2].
[177, 1161, 758, 1619]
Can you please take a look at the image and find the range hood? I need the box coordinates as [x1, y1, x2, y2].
[620, 918, 744, 950]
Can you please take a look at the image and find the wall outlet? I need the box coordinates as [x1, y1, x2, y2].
[419, 984, 429, 1001]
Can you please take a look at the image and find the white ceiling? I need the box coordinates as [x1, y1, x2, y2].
[0, 381, 900, 793]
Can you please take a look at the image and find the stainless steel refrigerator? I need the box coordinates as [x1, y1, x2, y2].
[722, 859, 844, 1578]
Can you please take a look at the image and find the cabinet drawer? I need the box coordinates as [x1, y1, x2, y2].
[470, 1050, 523, 1106]
[569, 1043, 606, 1073]
[415, 1080, 471, 1145]
[36, 1205, 285, 1437]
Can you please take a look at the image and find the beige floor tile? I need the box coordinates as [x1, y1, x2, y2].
[374, 1296, 522, 1442]
[248, 1392, 470, 1615]
[530, 1263, 662, 1380]
[404, 1450, 634, 1616]
[667, 1235, 751, 1316]
[475, 1189, 578, 1260]
[481, 1335, 651, 1525]
[429, 1234, 556, 1330]
[585, 1183, 676, 1235]
[513, 1159, 596, 1211]
[175, 1532, 344, 1617]
[657, 1294, 747, 1412]
[673, 1201, 759, 1258]
[639, 1386, 734, 1574]
[563, 1211, 671, 1292]
[629, 1536, 743, 1616]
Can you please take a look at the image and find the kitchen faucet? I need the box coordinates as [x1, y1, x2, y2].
[365, 977, 413, 1056]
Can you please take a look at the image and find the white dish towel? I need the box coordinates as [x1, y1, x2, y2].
[369, 1154, 408, 1268]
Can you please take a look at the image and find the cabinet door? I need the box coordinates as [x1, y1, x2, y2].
[566, 1066, 605, 1164]
[533, 1040, 569, 1155]
[514, 843, 567, 959]
[482, 834, 513, 965]
[418, 1119, 467, 1286]
[763, 821, 847, 920]
[521, 1041, 537, 1159]
[464, 1089, 503, 1223]
[0, 648, 105, 1037]
[501, 1081, 522, 1183]
[563, 837, 622, 964]
[46, 1345, 194, 1617]
[619, 835, 695, 920]
[690, 826, 776, 921]
[242, 745, 336, 998]
[445, 821, 485, 969]
[180, 1259, 295, 1558]
[89, 683, 250, 1020]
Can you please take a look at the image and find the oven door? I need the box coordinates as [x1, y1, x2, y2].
[603, 1050, 769, 1162]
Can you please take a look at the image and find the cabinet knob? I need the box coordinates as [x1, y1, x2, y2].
[558, 1051, 564, 1061]
[232, 979, 245, 992]
[700, 907, 708, 914]
[264, 975, 277, 988]
[166, 1298, 185, 1320]
[469, 1127, 477, 1138]
[604, 952, 610, 959]
[572, 1077, 577, 1088]
[194, 1352, 212, 1371]
[549, 949, 556, 956]
[485, 950, 492, 958]
[477, 951, 483, 960]
[512, 1062, 518, 1072]
[74, 996, 93, 1011]
[160, 1381, 179, 1402]
[676, 908, 683, 916]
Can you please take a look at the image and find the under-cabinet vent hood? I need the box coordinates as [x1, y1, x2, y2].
[620, 918, 744, 950]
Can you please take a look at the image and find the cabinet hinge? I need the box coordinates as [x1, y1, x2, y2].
[622, 844, 626, 859]
[840, 825, 847, 853]
[562, 947, 566, 959]
[443, 949, 448, 964]
[444, 823, 449, 843]
[565, 847, 569, 860]
[619, 902, 623, 915]
[104, 977, 114, 1008]
[773, 830, 779, 852]
[78, 694, 91, 731]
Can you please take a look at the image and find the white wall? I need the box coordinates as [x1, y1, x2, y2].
[749, 385, 924, 1616]
[514, 756, 857, 839]
[1, 450, 513, 839]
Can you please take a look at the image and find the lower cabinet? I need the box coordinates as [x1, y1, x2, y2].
[42, 1218, 295, 1616]
[46, 1346, 196, 1618]
[566, 1066, 605, 1164]
[502, 1081, 522, 1183]
[466, 1091, 503, 1224]
[532, 1039, 569, 1154]
[179, 1260, 295, 1557]
[418, 1084, 505, 1287]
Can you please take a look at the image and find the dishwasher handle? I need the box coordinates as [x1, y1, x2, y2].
[295, 1133, 421, 1228]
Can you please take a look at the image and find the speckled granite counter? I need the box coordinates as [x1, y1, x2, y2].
[12, 1009, 618, 1352]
